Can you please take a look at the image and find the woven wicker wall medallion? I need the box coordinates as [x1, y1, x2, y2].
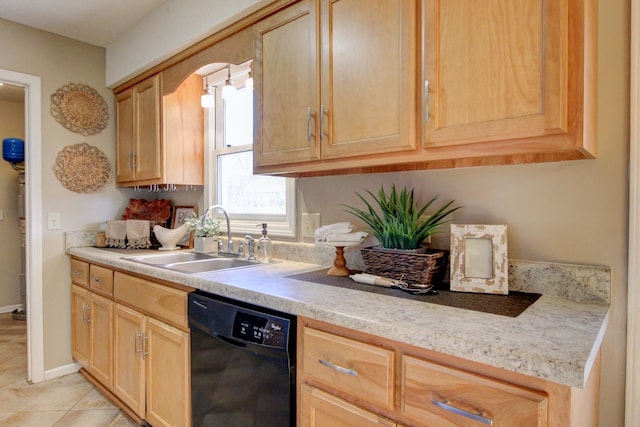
[54, 143, 111, 193]
[50, 83, 109, 136]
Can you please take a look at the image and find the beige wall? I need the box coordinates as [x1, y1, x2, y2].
[0, 98, 25, 308]
[0, 18, 131, 370]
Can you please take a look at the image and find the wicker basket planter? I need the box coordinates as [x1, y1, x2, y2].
[360, 247, 449, 287]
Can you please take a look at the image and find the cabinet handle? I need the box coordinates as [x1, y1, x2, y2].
[142, 333, 149, 359]
[135, 331, 142, 355]
[81, 302, 88, 323]
[424, 80, 430, 123]
[131, 152, 137, 171]
[72, 270, 83, 276]
[318, 359, 358, 377]
[307, 107, 314, 141]
[319, 104, 325, 139]
[431, 398, 493, 425]
[91, 276, 103, 284]
[84, 305, 91, 323]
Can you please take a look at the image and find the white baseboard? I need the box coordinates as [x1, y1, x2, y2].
[0, 304, 23, 314]
[43, 362, 81, 381]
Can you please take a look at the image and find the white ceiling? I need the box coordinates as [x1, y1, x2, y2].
[0, 0, 167, 47]
[0, 0, 168, 102]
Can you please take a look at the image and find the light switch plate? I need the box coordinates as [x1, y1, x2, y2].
[48, 212, 61, 230]
[0, 210, 3, 221]
[302, 213, 320, 238]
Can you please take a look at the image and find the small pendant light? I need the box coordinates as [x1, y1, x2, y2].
[221, 65, 236, 100]
[201, 74, 214, 108]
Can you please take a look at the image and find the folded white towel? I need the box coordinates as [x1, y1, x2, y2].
[325, 231, 368, 243]
[126, 220, 151, 249]
[105, 220, 126, 248]
[314, 222, 353, 242]
[350, 273, 405, 287]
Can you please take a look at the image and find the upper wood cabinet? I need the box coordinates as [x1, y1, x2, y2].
[116, 75, 161, 184]
[115, 73, 204, 187]
[252, 0, 595, 176]
[422, 0, 596, 163]
[254, 0, 419, 171]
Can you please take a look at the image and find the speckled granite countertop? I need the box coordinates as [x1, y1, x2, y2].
[66, 245, 609, 389]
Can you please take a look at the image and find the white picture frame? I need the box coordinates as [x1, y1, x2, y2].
[450, 224, 508, 294]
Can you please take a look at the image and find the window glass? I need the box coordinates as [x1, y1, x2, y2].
[218, 151, 286, 215]
[223, 85, 253, 147]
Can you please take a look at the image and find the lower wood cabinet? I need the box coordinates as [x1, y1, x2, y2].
[70, 258, 192, 427]
[298, 317, 599, 427]
[71, 285, 113, 390]
[113, 303, 191, 427]
[300, 384, 397, 427]
[401, 355, 548, 426]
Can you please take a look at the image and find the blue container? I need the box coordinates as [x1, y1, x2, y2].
[2, 138, 24, 163]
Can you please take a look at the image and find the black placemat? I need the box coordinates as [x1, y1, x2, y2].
[287, 269, 541, 317]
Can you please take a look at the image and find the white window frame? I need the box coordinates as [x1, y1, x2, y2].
[203, 61, 296, 238]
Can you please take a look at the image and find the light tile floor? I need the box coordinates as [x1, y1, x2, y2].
[0, 313, 138, 426]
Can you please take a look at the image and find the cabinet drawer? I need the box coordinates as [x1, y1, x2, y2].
[300, 384, 396, 427]
[113, 272, 188, 329]
[401, 355, 548, 427]
[301, 326, 394, 410]
[89, 265, 114, 297]
[70, 259, 89, 287]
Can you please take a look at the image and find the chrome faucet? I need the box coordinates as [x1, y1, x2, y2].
[203, 205, 234, 255]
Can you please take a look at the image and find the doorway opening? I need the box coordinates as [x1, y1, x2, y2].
[0, 69, 43, 383]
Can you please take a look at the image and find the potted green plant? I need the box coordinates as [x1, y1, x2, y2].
[343, 184, 461, 286]
[185, 215, 221, 253]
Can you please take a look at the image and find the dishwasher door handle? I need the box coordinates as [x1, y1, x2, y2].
[216, 334, 247, 348]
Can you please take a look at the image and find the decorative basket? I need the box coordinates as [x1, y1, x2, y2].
[360, 247, 449, 287]
[50, 83, 108, 136]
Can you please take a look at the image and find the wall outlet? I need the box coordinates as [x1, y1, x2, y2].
[302, 213, 320, 238]
[47, 212, 61, 230]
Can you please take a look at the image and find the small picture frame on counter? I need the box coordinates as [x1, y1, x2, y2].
[172, 205, 197, 248]
[450, 224, 508, 294]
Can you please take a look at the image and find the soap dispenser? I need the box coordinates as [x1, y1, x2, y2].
[257, 223, 272, 263]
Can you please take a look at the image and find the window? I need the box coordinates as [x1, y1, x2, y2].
[204, 61, 296, 237]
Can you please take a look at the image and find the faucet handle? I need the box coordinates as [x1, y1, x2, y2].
[243, 235, 256, 260]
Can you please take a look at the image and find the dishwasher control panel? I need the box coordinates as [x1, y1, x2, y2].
[233, 311, 288, 349]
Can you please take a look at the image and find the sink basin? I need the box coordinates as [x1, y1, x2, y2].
[124, 252, 261, 274]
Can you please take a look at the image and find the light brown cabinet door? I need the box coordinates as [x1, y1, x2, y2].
[88, 293, 113, 390]
[145, 317, 191, 427]
[71, 285, 90, 366]
[113, 304, 146, 418]
[319, 0, 418, 159]
[115, 75, 161, 185]
[133, 75, 162, 182]
[254, 0, 320, 166]
[163, 73, 204, 185]
[300, 384, 396, 427]
[115, 89, 135, 183]
[423, 0, 566, 148]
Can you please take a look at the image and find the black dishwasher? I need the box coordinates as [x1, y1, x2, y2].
[189, 290, 296, 427]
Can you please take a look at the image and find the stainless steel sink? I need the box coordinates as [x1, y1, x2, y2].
[123, 252, 261, 274]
